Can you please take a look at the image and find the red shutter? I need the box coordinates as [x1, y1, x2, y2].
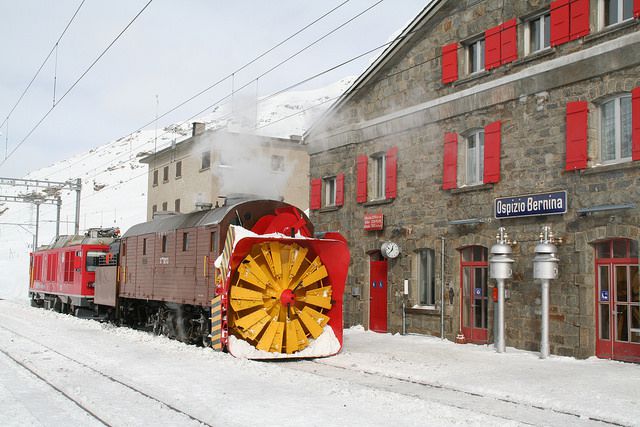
[635, 0, 640, 18]
[310, 178, 322, 210]
[335, 173, 345, 206]
[632, 88, 640, 161]
[565, 101, 589, 171]
[550, 0, 570, 46]
[570, 0, 590, 40]
[501, 19, 518, 65]
[385, 146, 398, 200]
[442, 133, 458, 190]
[441, 43, 459, 84]
[484, 121, 501, 184]
[485, 25, 502, 70]
[356, 155, 368, 203]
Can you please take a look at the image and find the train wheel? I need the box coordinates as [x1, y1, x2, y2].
[229, 241, 332, 354]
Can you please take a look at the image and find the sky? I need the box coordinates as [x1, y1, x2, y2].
[0, 0, 428, 178]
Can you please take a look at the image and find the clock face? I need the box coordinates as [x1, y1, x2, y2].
[382, 242, 400, 258]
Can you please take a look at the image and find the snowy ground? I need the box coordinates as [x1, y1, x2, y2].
[1, 299, 638, 427]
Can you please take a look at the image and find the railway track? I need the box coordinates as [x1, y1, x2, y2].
[281, 359, 628, 427]
[0, 323, 212, 427]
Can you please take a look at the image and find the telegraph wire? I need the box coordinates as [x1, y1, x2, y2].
[0, 0, 154, 169]
[0, 0, 86, 131]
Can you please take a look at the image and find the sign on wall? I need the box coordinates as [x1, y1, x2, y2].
[364, 213, 384, 231]
[495, 191, 567, 219]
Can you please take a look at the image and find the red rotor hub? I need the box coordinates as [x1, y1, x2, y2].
[280, 289, 296, 306]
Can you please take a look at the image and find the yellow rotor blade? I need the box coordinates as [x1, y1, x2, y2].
[292, 319, 309, 349]
[235, 308, 270, 331]
[269, 242, 283, 278]
[287, 246, 308, 284]
[230, 298, 263, 312]
[230, 286, 264, 300]
[237, 260, 267, 289]
[269, 321, 285, 352]
[285, 319, 298, 354]
[243, 314, 271, 341]
[256, 320, 279, 352]
[296, 307, 324, 339]
[300, 264, 328, 288]
[301, 286, 333, 309]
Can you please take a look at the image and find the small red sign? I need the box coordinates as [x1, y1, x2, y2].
[364, 213, 384, 231]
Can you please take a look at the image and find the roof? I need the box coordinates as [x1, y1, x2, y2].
[304, 0, 443, 140]
[122, 194, 267, 237]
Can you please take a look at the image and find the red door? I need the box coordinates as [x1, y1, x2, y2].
[595, 239, 640, 363]
[369, 260, 388, 333]
[460, 246, 489, 344]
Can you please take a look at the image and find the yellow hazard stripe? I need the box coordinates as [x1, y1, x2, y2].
[210, 296, 223, 351]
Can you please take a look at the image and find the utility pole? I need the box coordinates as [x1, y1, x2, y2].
[56, 196, 62, 239]
[34, 201, 41, 248]
[74, 178, 81, 234]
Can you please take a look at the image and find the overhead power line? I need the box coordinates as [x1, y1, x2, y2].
[0, 0, 86, 131]
[0, 0, 154, 169]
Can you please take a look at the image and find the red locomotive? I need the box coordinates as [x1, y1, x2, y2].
[28, 196, 350, 359]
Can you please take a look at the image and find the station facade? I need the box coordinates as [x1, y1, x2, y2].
[305, 0, 640, 361]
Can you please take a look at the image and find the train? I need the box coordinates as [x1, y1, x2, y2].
[29, 196, 350, 359]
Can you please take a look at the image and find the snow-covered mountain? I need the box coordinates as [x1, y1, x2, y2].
[0, 77, 354, 299]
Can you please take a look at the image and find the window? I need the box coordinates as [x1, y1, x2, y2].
[174, 199, 181, 213]
[153, 170, 158, 186]
[162, 202, 168, 211]
[209, 231, 216, 253]
[152, 204, 157, 214]
[182, 232, 189, 251]
[526, 12, 551, 55]
[467, 38, 485, 74]
[163, 166, 169, 182]
[86, 251, 106, 272]
[324, 176, 336, 206]
[465, 130, 485, 185]
[175, 160, 182, 178]
[416, 249, 435, 306]
[161, 235, 167, 253]
[271, 155, 285, 172]
[371, 153, 386, 200]
[601, 95, 632, 164]
[201, 151, 211, 170]
[142, 238, 147, 256]
[602, 0, 634, 27]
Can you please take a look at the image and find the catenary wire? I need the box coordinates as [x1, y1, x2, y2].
[0, 0, 154, 168]
[0, 0, 86, 131]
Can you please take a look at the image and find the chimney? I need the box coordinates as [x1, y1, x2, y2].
[192, 122, 206, 137]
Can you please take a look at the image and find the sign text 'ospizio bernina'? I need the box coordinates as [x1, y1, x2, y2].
[495, 191, 567, 219]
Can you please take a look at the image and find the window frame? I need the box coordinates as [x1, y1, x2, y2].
[599, 94, 632, 165]
[600, 0, 635, 28]
[162, 201, 168, 211]
[175, 160, 182, 179]
[465, 36, 485, 75]
[174, 198, 181, 213]
[370, 152, 386, 201]
[182, 232, 190, 252]
[152, 169, 158, 186]
[271, 154, 285, 172]
[161, 235, 167, 253]
[464, 129, 485, 186]
[416, 248, 436, 308]
[201, 151, 211, 171]
[524, 11, 551, 56]
[162, 165, 169, 183]
[323, 176, 337, 207]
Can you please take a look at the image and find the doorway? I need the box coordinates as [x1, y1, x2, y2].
[460, 246, 489, 343]
[369, 258, 388, 333]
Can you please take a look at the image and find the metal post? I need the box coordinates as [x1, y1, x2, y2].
[541, 279, 550, 358]
[55, 196, 61, 239]
[34, 202, 40, 248]
[74, 178, 81, 235]
[440, 237, 445, 340]
[401, 300, 406, 335]
[496, 278, 505, 353]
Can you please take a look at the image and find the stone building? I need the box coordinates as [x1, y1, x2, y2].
[141, 123, 309, 220]
[305, 0, 640, 362]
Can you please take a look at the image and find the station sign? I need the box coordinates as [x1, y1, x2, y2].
[364, 213, 384, 231]
[495, 191, 567, 219]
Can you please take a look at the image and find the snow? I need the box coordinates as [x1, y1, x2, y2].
[0, 78, 354, 301]
[1, 299, 639, 426]
[228, 325, 340, 359]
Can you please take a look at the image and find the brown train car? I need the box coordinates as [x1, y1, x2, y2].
[116, 196, 312, 343]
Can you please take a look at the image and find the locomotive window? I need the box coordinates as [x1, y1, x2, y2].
[86, 251, 107, 272]
[142, 238, 147, 255]
[182, 232, 190, 251]
[162, 235, 167, 253]
[209, 231, 216, 253]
